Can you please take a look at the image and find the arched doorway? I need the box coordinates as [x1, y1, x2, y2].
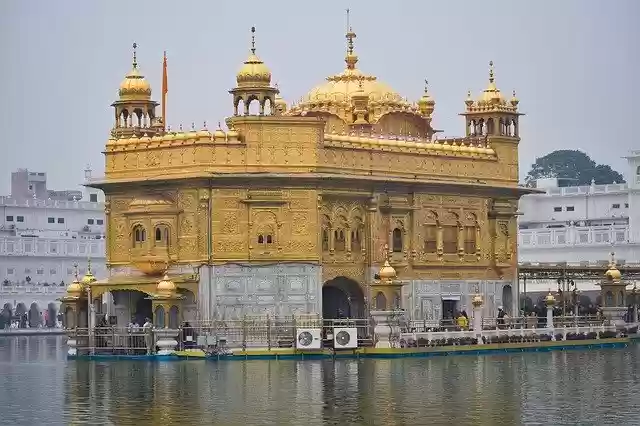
[502, 285, 513, 315]
[111, 290, 153, 326]
[28, 303, 41, 328]
[322, 277, 365, 319]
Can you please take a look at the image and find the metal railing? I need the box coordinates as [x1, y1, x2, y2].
[406, 315, 608, 333]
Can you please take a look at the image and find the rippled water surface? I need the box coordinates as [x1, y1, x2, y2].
[1, 336, 639, 425]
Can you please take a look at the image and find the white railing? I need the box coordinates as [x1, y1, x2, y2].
[0, 196, 103, 210]
[0, 237, 106, 257]
[535, 183, 628, 197]
[0, 286, 67, 295]
[518, 225, 630, 247]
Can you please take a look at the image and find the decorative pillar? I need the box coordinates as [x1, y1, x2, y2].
[151, 273, 184, 355]
[545, 292, 555, 330]
[370, 251, 406, 348]
[59, 266, 89, 356]
[471, 294, 483, 339]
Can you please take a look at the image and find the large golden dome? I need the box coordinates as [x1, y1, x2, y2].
[119, 43, 152, 101]
[287, 29, 419, 123]
[236, 27, 272, 88]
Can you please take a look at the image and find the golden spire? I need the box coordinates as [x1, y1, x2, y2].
[81, 257, 97, 285]
[478, 60, 502, 103]
[488, 60, 494, 83]
[65, 263, 85, 296]
[345, 9, 358, 70]
[605, 251, 622, 281]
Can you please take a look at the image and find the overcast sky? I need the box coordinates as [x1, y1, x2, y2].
[0, 0, 638, 193]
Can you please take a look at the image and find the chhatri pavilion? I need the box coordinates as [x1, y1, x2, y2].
[65, 24, 531, 327]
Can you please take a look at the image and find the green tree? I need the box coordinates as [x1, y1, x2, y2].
[525, 150, 625, 186]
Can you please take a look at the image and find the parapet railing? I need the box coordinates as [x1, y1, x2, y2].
[406, 315, 607, 332]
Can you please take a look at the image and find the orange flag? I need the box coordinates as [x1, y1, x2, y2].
[162, 51, 168, 129]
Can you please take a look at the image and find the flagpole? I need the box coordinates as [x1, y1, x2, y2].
[162, 51, 168, 131]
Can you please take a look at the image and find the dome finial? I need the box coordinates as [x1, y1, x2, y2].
[73, 263, 79, 281]
[345, 9, 358, 70]
[132, 42, 138, 69]
[488, 60, 494, 83]
[250, 26, 256, 55]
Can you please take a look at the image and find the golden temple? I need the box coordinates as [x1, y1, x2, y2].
[64, 22, 532, 327]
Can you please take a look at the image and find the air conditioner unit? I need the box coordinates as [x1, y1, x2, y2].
[333, 327, 358, 349]
[296, 328, 322, 350]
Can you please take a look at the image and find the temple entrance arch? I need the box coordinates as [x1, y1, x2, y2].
[110, 290, 153, 326]
[322, 277, 365, 319]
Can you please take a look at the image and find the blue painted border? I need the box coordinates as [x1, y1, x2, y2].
[67, 341, 628, 362]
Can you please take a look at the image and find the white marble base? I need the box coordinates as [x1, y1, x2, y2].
[154, 329, 179, 355]
[602, 307, 628, 327]
[371, 310, 404, 348]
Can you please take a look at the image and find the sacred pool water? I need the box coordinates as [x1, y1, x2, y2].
[0, 336, 638, 425]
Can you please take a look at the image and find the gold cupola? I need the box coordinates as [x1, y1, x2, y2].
[66, 264, 85, 297]
[417, 79, 435, 117]
[119, 43, 152, 101]
[236, 27, 272, 88]
[156, 273, 177, 296]
[81, 258, 97, 285]
[230, 27, 279, 116]
[285, 20, 435, 139]
[273, 84, 287, 114]
[478, 61, 503, 105]
[605, 254, 622, 282]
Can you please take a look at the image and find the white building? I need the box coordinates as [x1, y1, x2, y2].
[0, 169, 106, 323]
[518, 150, 640, 296]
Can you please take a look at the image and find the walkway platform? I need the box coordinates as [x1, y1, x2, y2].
[0, 328, 66, 337]
[68, 338, 630, 361]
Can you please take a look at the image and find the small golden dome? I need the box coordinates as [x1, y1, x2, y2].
[378, 259, 397, 279]
[66, 270, 85, 297]
[545, 291, 556, 305]
[605, 264, 622, 281]
[119, 43, 152, 101]
[478, 61, 503, 104]
[510, 90, 519, 108]
[417, 80, 435, 115]
[214, 122, 226, 140]
[226, 125, 239, 140]
[156, 273, 177, 294]
[236, 27, 271, 88]
[274, 85, 287, 111]
[471, 294, 483, 307]
[197, 122, 211, 138]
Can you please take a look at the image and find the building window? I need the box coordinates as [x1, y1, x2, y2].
[424, 225, 437, 253]
[67, 268, 73, 275]
[334, 229, 345, 251]
[6, 216, 13, 222]
[624, 203, 629, 208]
[50, 268, 57, 275]
[57, 218, 65, 224]
[154, 225, 170, 247]
[566, 206, 575, 212]
[257, 234, 274, 246]
[133, 225, 146, 248]
[351, 229, 361, 252]
[24, 268, 31, 274]
[96, 219, 104, 225]
[392, 228, 403, 253]
[442, 225, 458, 254]
[612, 204, 620, 209]
[553, 207, 562, 212]
[47, 217, 55, 224]
[464, 226, 477, 254]
[37, 268, 44, 275]
[87, 219, 94, 225]
[89, 194, 98, 202]
[7, 268, 14, 275]
[16, 216, 24, 222]
[322, 229, 329, 251]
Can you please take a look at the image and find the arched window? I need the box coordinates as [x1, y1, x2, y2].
[334, 229, 346, 251]
[636, 165, 640, 176]
[619, 290, 625, 307]
[154, 306, 165, 328]
[154, 225, 170, 247]
[133, 225, 146, 248]
[375, 292, 387, 310]
[605, 291, 613, 307]
[351, 229, 361, 252]
[424, 224, 437, 253]
[258, 234, 264, 244]
[322, 229, 329, 251]
[266, 235, 272, 244]
[392, 228, 403, 253]
[442, 225, 458, 253]
[464, 226, 477, 254]
[257, 233, 273, 247]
